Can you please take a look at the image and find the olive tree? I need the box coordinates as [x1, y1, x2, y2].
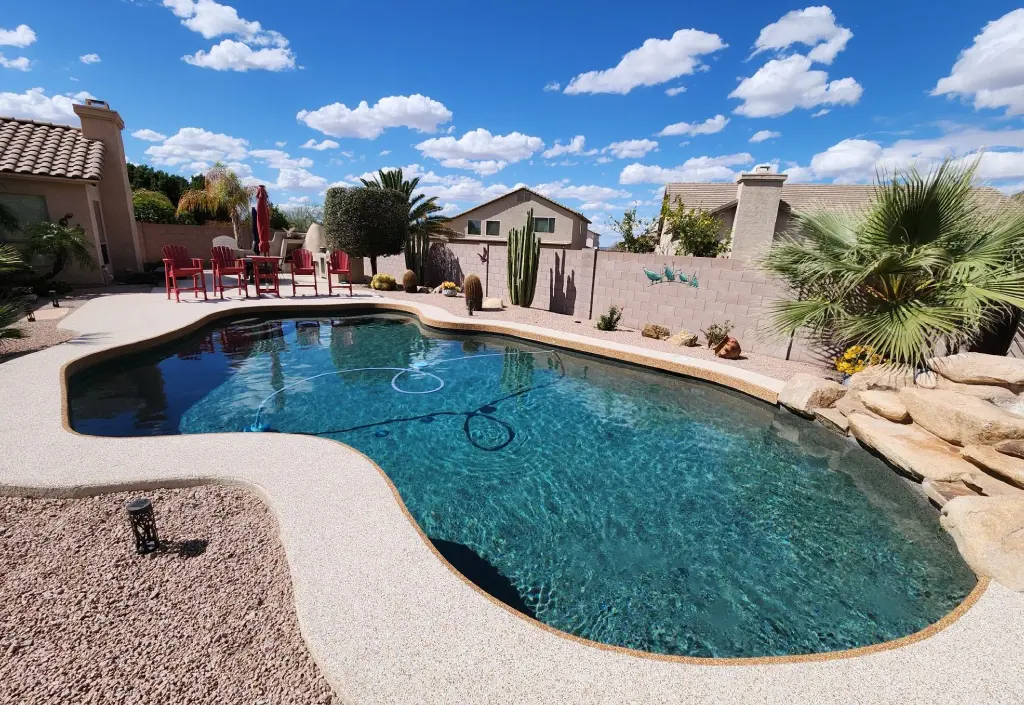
[324, 186, 408, 275]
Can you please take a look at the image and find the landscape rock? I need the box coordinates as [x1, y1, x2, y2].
[962, 472, 1024, 498]
[995, 439, 1024, 460]
[814, 407, 849, 435]
[928, 352, 1024, 389]
[847, 366, 917, 392]
[778, 373, 847, 417]
[899, 388, 1024, 446]
[922, 478, 977, 508]
[834, 391, 879, 419]
[666, 330, 699, 347]
[931, 374, 1017, 402]
[859, 390, 910, 423]
[641, 323, 670, 340]
[715, 337, 741, 360]
[480, 297, 503, 311]
[847, 412, 977, 482]
[961, 445, 1024, 490]
[940, 496, 1024, 591]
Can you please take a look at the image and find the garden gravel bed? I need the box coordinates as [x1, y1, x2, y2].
[379, 289, 828, 382]
[0, 485, 339, 704]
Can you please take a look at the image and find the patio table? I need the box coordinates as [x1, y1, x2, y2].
[248, 256, 282, 297]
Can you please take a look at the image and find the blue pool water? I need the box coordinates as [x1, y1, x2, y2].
[68, 313, 976, 658]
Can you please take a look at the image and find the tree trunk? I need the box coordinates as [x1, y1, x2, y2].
[370, 256, 378, 276]
[44, 255, 66, 281]
[230, 213, 241, 242]
[969, 307, 1022, 357]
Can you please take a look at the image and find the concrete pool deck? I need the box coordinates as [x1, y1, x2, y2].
[1, 288, 1022, 705]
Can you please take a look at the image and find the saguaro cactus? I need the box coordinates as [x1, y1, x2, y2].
[404, 231, 429, 285]
[506, 209, 540, 307]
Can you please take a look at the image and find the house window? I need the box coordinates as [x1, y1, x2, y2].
[468, 219, 481, 235]
[485, 220, 501, 236]
[534, 217, 555, 234]
[0, 194, 49, 242]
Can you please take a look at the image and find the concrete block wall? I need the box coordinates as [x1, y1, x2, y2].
[136, 222, 235, 264]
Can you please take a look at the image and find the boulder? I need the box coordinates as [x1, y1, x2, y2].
[928, 352, 1024, 389]
[859, 390, 910, 423]
[834, 391, 879, 419]
[778, 373, 847, 417]
[995, 439, 1024, 460]
[922, 478, 977, 508]
[962, 472, 1024, 498]
[480, 297, 503, 311]
[847, 366, 917, 392]
[932, 374, 1016, 402]
[666, 330, 698, 347]
[641, 323, 670, 340]
[899, 388, 1024, 446]
[847, 412, 976, 482]
[814, 407, 849, 435]
[940, 496, 1024, 591]
[715, 337, 741, 360]
[962, 445, 1024, 489]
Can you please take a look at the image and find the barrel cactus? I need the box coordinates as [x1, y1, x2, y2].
[507, 209, 540, 307]
[402, 269, 418, 293]
[463, 274, 483, 315]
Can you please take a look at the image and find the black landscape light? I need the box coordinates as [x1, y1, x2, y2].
[126, 498, 160, 554]
[25, 304, 35, 322]
[49, 288, 59, 308]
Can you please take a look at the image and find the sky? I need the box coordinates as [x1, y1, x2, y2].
[2, 1, 1024, 245]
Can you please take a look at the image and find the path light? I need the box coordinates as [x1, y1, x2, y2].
[126, 498, 160, 554]
[24, 304, 35, 322]
[49, 288, 59, 308]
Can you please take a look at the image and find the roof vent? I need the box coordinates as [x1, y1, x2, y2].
[754, 163, 773, 173]
[84, 99, 110, 110]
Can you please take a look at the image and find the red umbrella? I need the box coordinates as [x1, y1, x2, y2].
[256, 185, 271, 255]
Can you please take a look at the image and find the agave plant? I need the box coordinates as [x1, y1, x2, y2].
[360, 168, 449, 237]
[176, 163, 256, 241]
[761, 159, 1024, 370]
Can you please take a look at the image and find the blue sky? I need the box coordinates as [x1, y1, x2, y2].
[2, 1, 1024, 244]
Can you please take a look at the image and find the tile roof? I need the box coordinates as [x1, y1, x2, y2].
[663, 183, 736, 211]
[0, 117, 105, 181]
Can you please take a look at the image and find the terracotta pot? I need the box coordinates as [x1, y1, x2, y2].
[715, 337, 741, 360]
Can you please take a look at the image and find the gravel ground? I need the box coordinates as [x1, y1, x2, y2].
[0, 486, 339, 705]
[379, 288, 829, 382]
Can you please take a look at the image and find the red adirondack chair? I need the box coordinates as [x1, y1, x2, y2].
[290, 248, 318, 297]
[327, 249, 353, 296]
[210, 246, 248, 299]
[162, 244, 207, 302]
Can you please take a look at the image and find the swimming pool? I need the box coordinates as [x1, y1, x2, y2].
[68, 312, 977, 658]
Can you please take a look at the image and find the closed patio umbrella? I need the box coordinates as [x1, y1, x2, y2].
[256, 185, 271, 255]
[250, 207, 258, 251]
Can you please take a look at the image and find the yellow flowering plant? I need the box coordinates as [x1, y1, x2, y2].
[834, 344, 883, 376]
[440, 281, 460, 292]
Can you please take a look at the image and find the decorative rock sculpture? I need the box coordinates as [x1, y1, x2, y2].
[715, 337, 741, 359]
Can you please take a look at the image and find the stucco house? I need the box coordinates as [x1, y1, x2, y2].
[445, 187, 593, 249]
[0, 100, 140, 284]
[661, 165, 1008, 260]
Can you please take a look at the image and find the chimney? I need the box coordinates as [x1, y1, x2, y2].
[730, 166, 787, 260]
[73, 100, 143, 273]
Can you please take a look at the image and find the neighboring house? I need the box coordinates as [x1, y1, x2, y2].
[586, 229, 601, 249]
[446, 187, 592, 249]
[0, 100, 140, 284]
[661, 165, 1009, 260]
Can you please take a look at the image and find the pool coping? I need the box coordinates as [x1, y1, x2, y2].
[2, 290, 1022, 705]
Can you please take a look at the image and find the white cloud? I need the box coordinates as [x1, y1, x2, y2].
[579, 201, 622, 212]
[749, 130, 781, 143]
[276, 167, 328, 191]
[419, 177, 510, 203]
[752, 6, 852, 65]
[0, 54, 30, 71]
[543, 81, 561, 92]
[619, 153, 754, 184]
[164, 1, 295, 72]
[811, 108, 830, 117]
[542, 135, 595, 159]
[284, 196, 311, 206]
[145, 127, 249, 166]
[379, 149, 391, 156]
[298, 94, 452, 139]
[300, 138, 339, 151]
[657, 114, 728, 137]
[665, 86, 687, 97]
[437, 202, 460, 215]
[596, 156, 613, 164]
[274, 141, 286, 147]
[0, 24, 36, 48]
[808, 139, 883, 181]
[564, 29, 727, 94]
[0, 87, 83, 123]
[132, 128, 168, 142]
[605, 139, 659, 159]
[79, 53, 101, 64]
[416, 128, 543, 172]
[729, 55, 862, 117]
[531, 180, 631, 202]
[932, 9, 1024, 116]
[249, 149, 314, 169]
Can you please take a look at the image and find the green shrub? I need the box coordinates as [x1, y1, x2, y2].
[702, 320, 733, 349]
[663, 199, 728, 257]
[324, 187, 407, 276]
[370, 273, 397, 291]
[596, 305, 623, 331]
[132, 189, 176, 224]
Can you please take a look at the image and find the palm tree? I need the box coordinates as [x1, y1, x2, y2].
[760, 159, 1024, 370]
[176, 163, 256, 241]
[360, 168, 449, 237]
[0, 244, 26, 345]
[23, 216, 96, 280]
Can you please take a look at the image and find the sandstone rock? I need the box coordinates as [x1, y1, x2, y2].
[962, 445, 1024, 490]
[847, 412, 976, 482]
[814, 407, 849, 435]
[962, 472, 1024, 498]
[847, 366, 917, 392]
[922, 478, 977, 508]
[859, 390, 910, 423]
[641, 323, 670, 340]
[932, 374, 1016, 402]
[914, 371, 938, 389]
[666, 330, 698, 347]
[928, 352, 1024, 389]
[715, 337, 741, 360]
[941, 496, 1024, 591]
[480, 297, 503, 311]
[834, 391, 879, 419]
[899, 388, 1024, 446]
[995, 439, 1024, 460]
[778, 373, 847, 417]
